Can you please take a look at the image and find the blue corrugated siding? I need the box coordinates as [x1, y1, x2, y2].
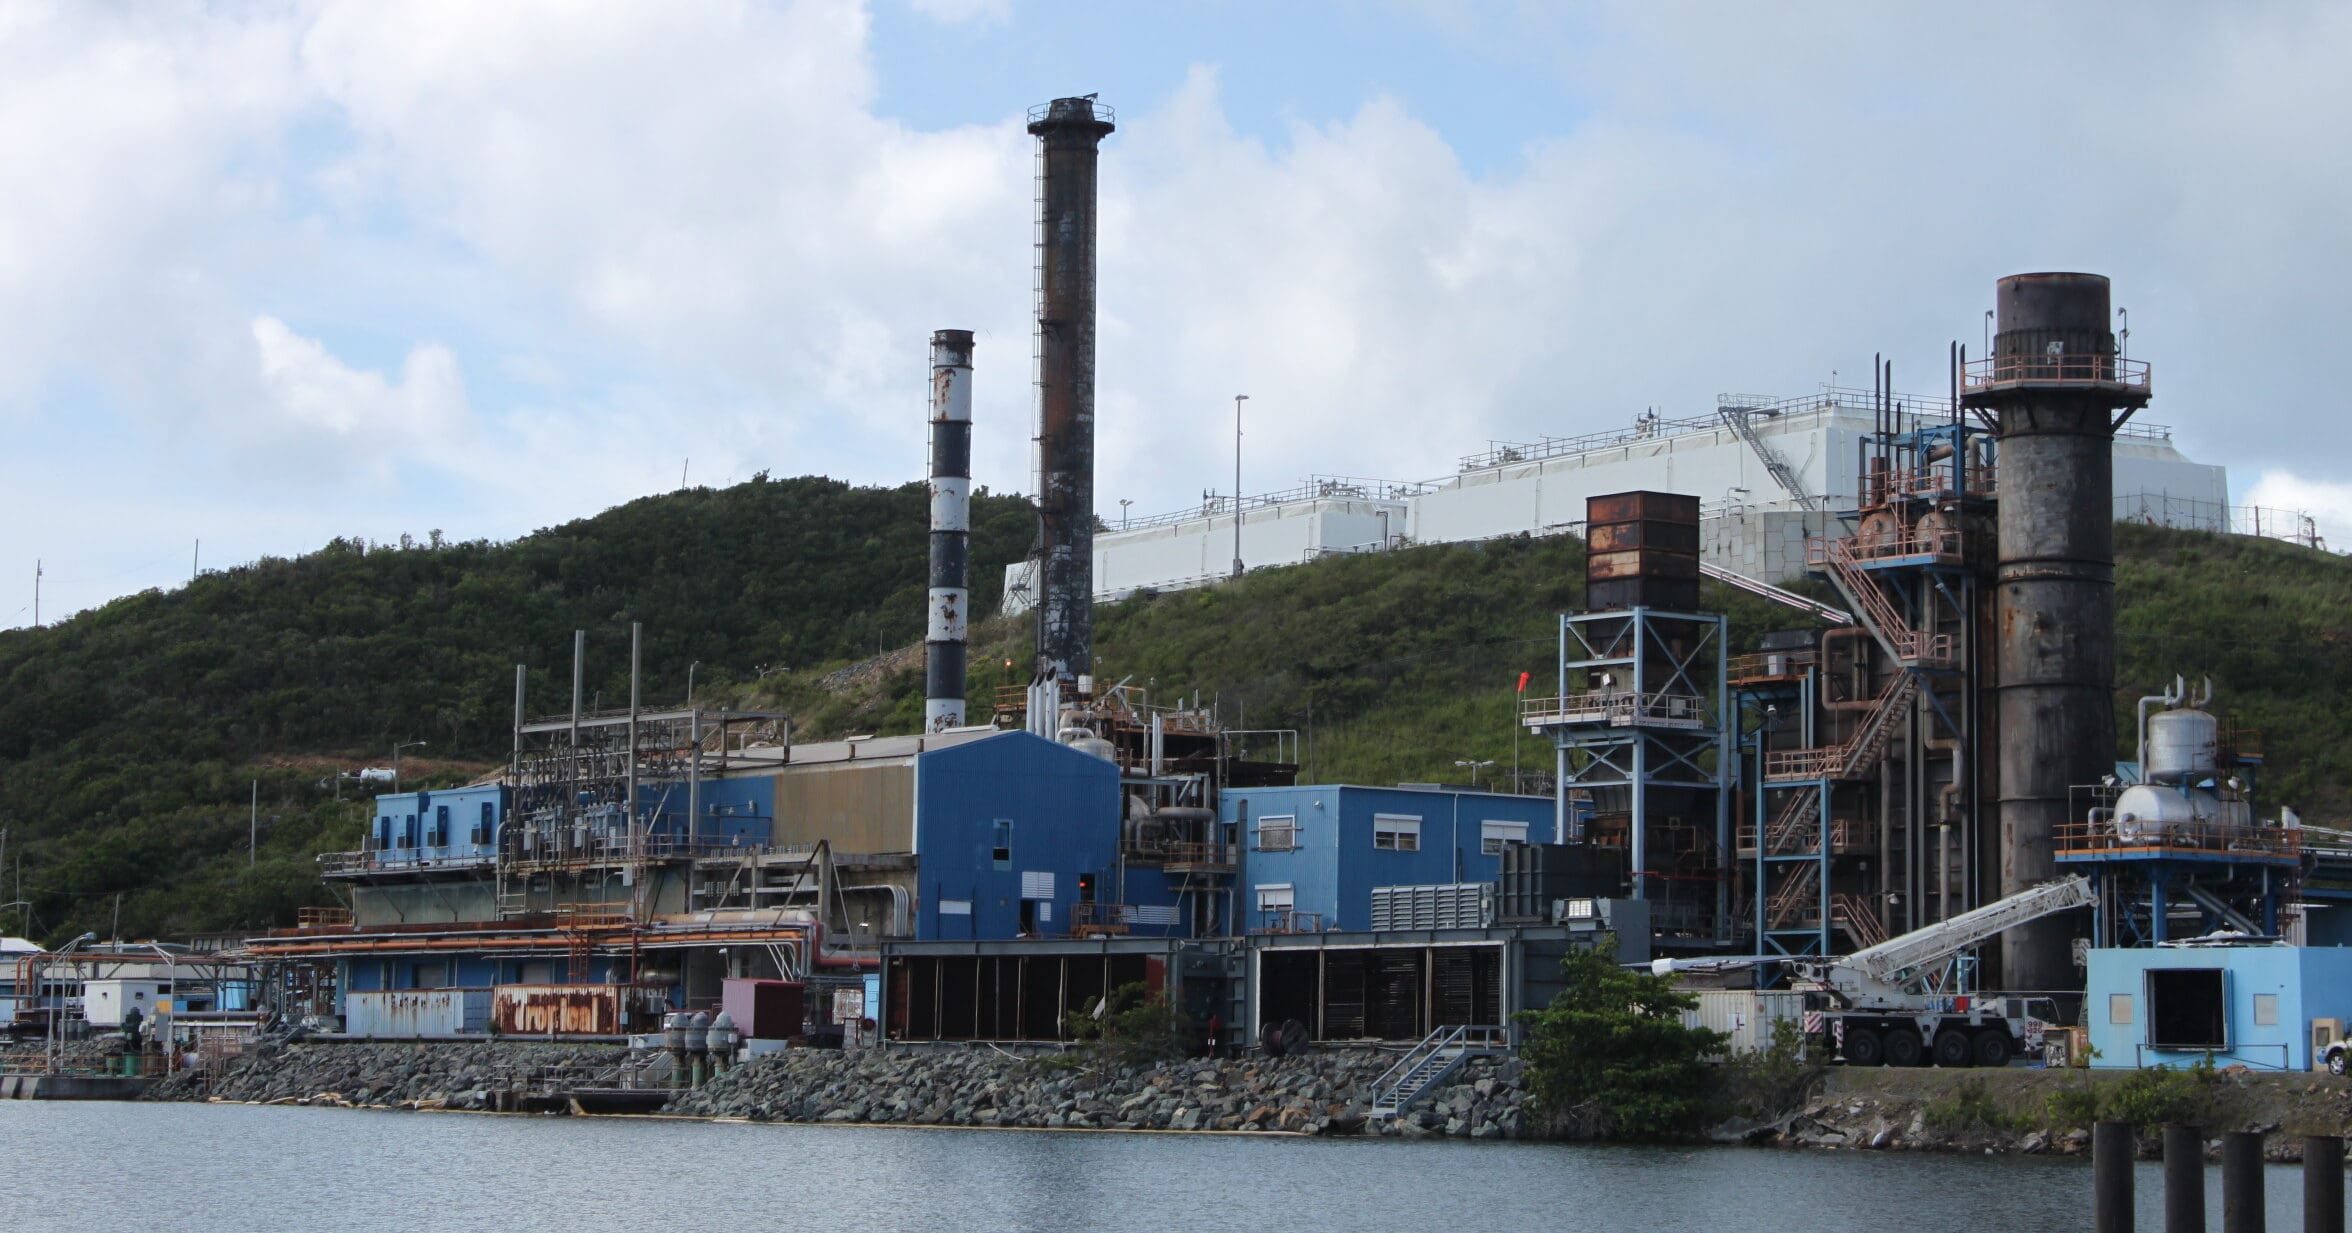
[913, 731, 1174, 941]
[1227, 784, 1555, 931]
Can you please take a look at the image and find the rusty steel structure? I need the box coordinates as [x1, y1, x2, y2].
[927, 329, 975, 731]
[1961, 272, 2151, 992]
[1026, 95, 1114, 691]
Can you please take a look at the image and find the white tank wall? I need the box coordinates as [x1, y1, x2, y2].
[998, 403, 2233, 610]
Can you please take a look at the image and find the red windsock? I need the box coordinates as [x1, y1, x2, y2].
[1516, 671, 1531, 693]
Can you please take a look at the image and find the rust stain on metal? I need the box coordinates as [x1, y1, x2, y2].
[492, 984, 661, 1037]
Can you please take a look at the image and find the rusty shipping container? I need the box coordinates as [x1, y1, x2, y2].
[1586, 491, 1700, 526]
[1585, 518, 1702, 555]
[344, 988, 492, 1039]
[491, 983, 668, 1037]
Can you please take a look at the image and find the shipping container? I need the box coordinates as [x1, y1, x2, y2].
[1585, 491, 1701, 526]
[720, 978, 807, 1040]
[344, 988, 492, 1039]
[490, 983, 668, 1037]
[1680, 989, 1808, 1056]
[1585, 519, 1703, 555]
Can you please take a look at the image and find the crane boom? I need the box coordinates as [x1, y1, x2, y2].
[1798, 874, 2093, 1000]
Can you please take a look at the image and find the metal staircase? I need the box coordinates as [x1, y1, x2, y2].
[1718, 402, 1822, 512]
[1766, 672, 1918, 781]
[1369, 1025, 1508, 1121]
[1812, 537, 1956, 667]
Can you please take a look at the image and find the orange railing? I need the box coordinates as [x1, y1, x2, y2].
[1807, 537, 1959, 665]
[1161, 841, 1237, 869]
[1865, 464, 1997, 504]
[296, 906, 353, 929]
[2056, 815, 2299, 859]
[1255, 909, 1326, 934]
[1069, 903, 1134, 938]
[1964, 353, 2151, 393]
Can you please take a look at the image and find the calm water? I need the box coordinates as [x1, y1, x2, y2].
[0, 1102, 2316, 1232]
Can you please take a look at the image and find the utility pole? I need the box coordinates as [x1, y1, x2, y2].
[1231, 394, 1249, 579]
[250, 780, 258, 866]
[32, 559, 40, 627]
[193, 539, 200, 582]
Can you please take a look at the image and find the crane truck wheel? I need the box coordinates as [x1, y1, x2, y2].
[1882, 1026, 1925, 1067]
[2330, 1048, 2348, 1077]
[1842, 1027, 1884, 1066]
[1932, 1028, 1974, 1068]
[1971, 1030, 2014, 1068]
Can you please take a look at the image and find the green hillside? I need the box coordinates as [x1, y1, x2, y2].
[2, 475, 2346, 949]
[0, 476, 1035, 944]
[768, 526, 2352, 817]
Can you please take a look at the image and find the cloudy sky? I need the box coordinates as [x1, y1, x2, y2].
[4, 0, 2348, 627]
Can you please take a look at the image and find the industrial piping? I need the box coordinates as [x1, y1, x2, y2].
[927, 329, 975, 732]
[1961, 271, 2150, 992]
[1026, 95, 1114, 704]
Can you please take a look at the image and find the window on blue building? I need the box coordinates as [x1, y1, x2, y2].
[1373, 814, 1421, 852]
[1254, 815, 1297, 851]
[991, 819, 1013, 868]
[1480, 820, 1529, 856]
[2146, 968, 2227, 1049]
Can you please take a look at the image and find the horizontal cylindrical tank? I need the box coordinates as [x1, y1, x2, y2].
[2145, 708, 2219, 781]
[2114, 783, 2250, 842]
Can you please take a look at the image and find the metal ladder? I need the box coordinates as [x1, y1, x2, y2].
[1369, 1025, 1506, 1121]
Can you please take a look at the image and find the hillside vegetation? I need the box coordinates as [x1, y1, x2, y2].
[0, 476, 1034, 943]
[2, 475, 2347, 947]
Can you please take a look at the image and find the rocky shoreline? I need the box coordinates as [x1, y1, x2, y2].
[135, 1038, 1533, 1137]
[122, 1038, 2352, 1161]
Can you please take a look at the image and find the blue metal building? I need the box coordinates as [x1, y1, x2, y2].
[2086, 943, 2352, 1072]
[911, 730, 1191, 941]
[1222, 784, 1555, 932]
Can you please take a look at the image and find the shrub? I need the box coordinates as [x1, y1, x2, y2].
[1924, 1077, 2023, 1135]
[1517, 936, 1727, 1139]
[1061, 982, 1192, 1068]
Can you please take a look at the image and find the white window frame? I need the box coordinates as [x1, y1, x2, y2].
[1255, 883, 1295, 912]
[1255, 814, 1298, 851]
[1480, 819, 1529, 856]
[1373, 813, 1422, 852]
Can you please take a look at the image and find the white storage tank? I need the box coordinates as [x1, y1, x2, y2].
[2145, 707, 2219, 781]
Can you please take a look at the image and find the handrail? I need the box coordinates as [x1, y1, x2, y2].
[1809, 537, 1958, 666]
[1522, 691, 1711, 728]
[1964, 353, 2151, 394]
[1369, 1024, 1510, 1119]
[2054, 816, 2299, 859]
[1702, 562, 1852, 625]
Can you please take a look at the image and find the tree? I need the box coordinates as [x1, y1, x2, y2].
[1515, 936, 1725, 1140]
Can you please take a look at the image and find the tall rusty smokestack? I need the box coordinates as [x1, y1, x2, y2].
[926, 329, 975, 732]
[1961, 272, 2150, 992]
[1026, 95, 1114, 695]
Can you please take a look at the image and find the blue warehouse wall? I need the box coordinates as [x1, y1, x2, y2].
[370, 783, 508, 866]
[1227, 785, 1553, 931]
[913, 731, 1162, 941]
[640, 776, 775, 847]
[2087, 945, 2352, 1071]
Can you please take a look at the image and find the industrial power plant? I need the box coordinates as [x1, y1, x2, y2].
[10, 92, 2349, 1123]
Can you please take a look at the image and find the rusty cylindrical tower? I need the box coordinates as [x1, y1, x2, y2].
[926, 329, 975, 732]
[1961, 272, 2150, 992]
[1027, 95, 1114, 692]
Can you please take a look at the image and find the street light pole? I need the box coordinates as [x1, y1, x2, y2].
[1231, 394, 1249, 579]
[393, 740, 427, 794]
[688, 661, 700, 706]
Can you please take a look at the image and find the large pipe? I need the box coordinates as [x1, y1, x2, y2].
[1961, 272, 2149, 992]
[1026, 95, 1114, 690]
[927, 329, 975, 732]
[2223, 1130, 2265, 1233]
[2165, 1122, 2206, 1233]
[2094, 1120, 2135, 1233]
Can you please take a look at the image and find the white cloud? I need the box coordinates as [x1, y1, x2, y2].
[251, 315, 472, 446]
[906, 0, 1013, 26]
[4, 0, 2351, 627]
[2245, 471, 2352, 552]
